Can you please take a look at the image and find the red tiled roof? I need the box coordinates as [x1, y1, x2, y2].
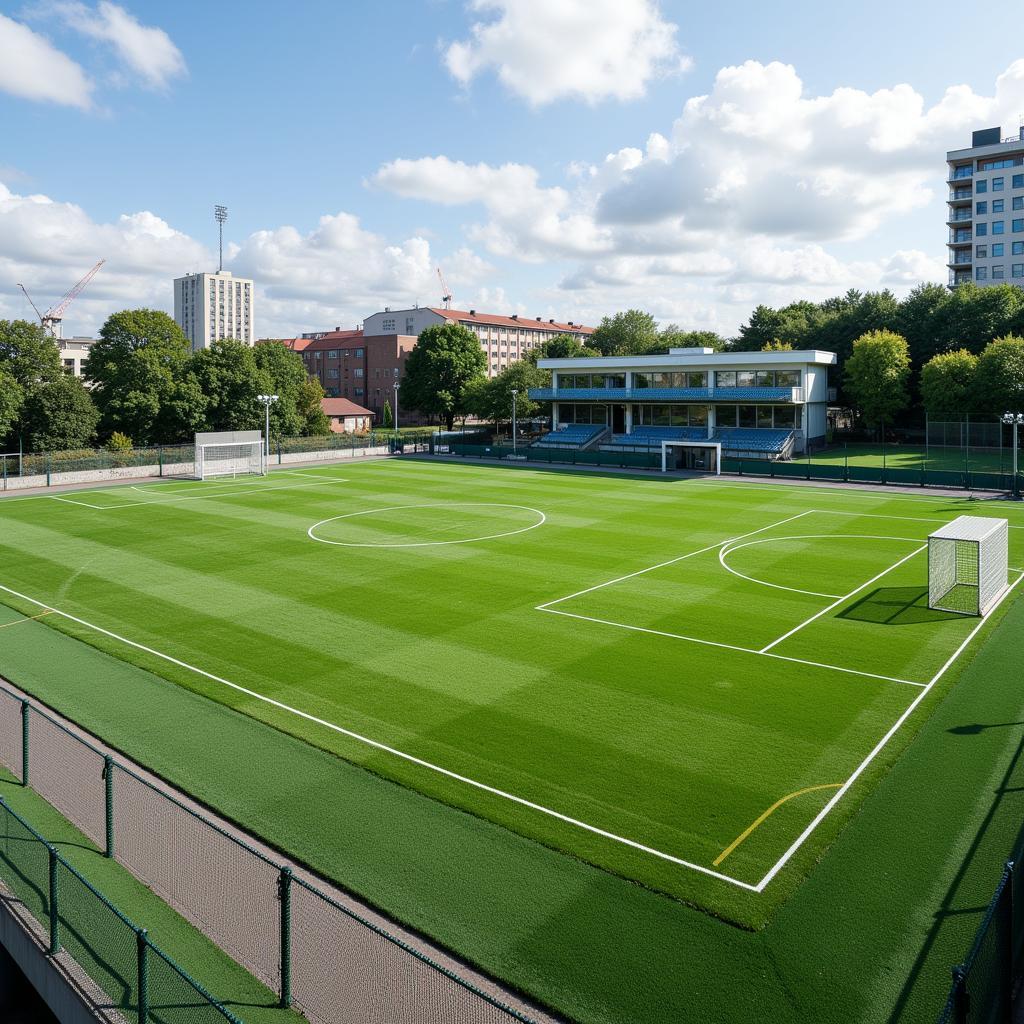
[321, 398, 374, 417]
[427, 308, 595, 334]
[259, 337, 315, 352]
[300, 332, 415, 354]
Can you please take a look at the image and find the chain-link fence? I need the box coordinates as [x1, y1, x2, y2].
[0, 795, 242, 1024]
[0, 683, 537, 1024]
[437, 441, 661, 470]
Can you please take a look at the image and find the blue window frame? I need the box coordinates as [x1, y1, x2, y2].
[993, 265, 1005, 279]
[976, 179, 988, 194]
[977, 244, 988, 258]
[992, 243, 1005, 256]
[977, 201, 988, 214]
[993, 199, 1005, 212]
[1014, 264, 1024, 278]
[1014, 219, 1024, 232]
[993, 221, 1005, 234]
[976, 266, 989, 280]
[1014, 241, 1024, 255]
[993, 177, 1005, 191]
[1015, 196, 1024, 210]
[1015, 174, 1024, 189]
[976, 222, 988, 236]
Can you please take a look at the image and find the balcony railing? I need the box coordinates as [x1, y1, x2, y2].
[950, 232, 972, 244]
[949, 189, 973, 202]
[950, 166, 974, 180]
[949, 270, 972, 287]
[530, 386, 805, 403]
[947, 211, 973, 223]
[947, 250, 972, 267]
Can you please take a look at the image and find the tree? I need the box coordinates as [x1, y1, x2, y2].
[400, 323, 487, 430]
[481, 361, 547, 428]
[105, 431, 133, 452]
[382, 399, 393, 429]
[525, 333, 600, 365]
[0, 367, 24, 443]
[974, 335, 1024, 417]
[188, 339, 264, 433]
[843, 330, 911, 433]
[737, 305, 787, 350]
[920, 350, 978, 422]
[252, 340, 322, 437]
[19, 375, 99, 452]
[87, 309, 204, 444]
[299, 378, 330, 435]
[656, 328, 727, 354]
[762, 340, 794, 351]
[0, 319, 63, 386]
[590, 310, 659, 356]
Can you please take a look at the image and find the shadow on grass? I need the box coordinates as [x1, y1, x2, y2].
[838, 587, 965, 626]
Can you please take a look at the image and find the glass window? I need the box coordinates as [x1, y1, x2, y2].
[1014, 264, 1024, 278]
[669, 405, 689, 426]
[328, 349, 339, 358]
[773, 406, 797, 428]
[993, 177, 1005, 191]
[354, 367, 364, 377]
[993, 221, 1005, 234]
[756, 407, 774, 428]
[688, 405, 709, 426]
[977, 201, 988, 215]
[590, 374, 605, 388]
[993, 265, 1005, 279]
[993, 243, 1005, 257]
[355, 349, 364, 357]
[634, 372, 651, 389]
[715, 371, 736, 388]
[737, 371, 756, 388]
[651, 405, 671, 426]
[754, 371, 774, 387]
[976, 266, 989, 280]
[715, 405, 737, 426]
[976, 179, 988, 194]
[776, 370, 801, 387]
[993, 199, 1005, 213]
[1015, 219, 1024, 232]
[606, 374, 626, 388]
[1014, 242, 1024, 255]
[328, 368, 339, 378]
[738, 405, 757, 428]
[977, 223, 988, 236]
[687, 372, 708, 388]
[977, 245, 988, 258]
[1015, 197, 1024, 211]
[1014, 174, 1024, 188]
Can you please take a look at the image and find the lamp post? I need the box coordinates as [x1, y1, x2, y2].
[257, 394, 278, 460]
[393, 382, 400, 435]
[1003, 412, 1024, 499]
[510, 389, 518, 455]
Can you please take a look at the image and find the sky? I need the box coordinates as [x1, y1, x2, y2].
[2, 0, 1024, 340]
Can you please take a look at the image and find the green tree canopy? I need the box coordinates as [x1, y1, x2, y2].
[472, 360, 548, 426]
[524, 333, 600, 365]
[252, 340, 320, 437]
[188, 339, 265, 433]
[20, 374, 99, 452]
[382, 398, 393, 429]
[299, 377, 330, 435]
[843, 330, 911, 432]
[0, 367, 24, 443]
[762, 339, 794, 351]
[658, 328, 727, 353]
[590, 310, 659, 356]
[400, 323, 487, 431]
[920, 349, 978, 422]
[87, 309, 203, 444]
[0, 319, 63, 386]
[974, 335, 1024, 416]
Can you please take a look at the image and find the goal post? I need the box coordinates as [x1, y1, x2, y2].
[194, 430, 266, 481]
[928, 515, 1008, 616]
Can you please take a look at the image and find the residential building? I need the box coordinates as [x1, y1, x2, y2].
[362, 307, 595, 377]
[173, 271, 254, 350]
[947, 127, 1024, 288]
[529, 347, 836, 464]
[58, 336, 94, 378]
[321, 397, 374, 433]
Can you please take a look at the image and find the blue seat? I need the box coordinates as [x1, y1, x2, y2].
[603, 426, 708, 448]
[714, 428, 794, 454]
[532, 424, 605, 449]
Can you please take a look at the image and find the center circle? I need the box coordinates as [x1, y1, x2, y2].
[307, 503, 547, 548]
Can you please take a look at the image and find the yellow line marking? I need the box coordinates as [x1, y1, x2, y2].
[0, 611, 52, 630]
[713, 783, 842, 866]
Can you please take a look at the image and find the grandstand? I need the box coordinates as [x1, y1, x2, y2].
[531, 424, 607, 449]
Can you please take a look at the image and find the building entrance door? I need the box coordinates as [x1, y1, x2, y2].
[611, 405, 626, 434]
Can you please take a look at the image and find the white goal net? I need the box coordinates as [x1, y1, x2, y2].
[194, 430, 266, 481]
[928, 515, 1008, 616]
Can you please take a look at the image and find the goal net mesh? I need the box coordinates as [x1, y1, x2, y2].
[195, 442, 265, 480]
[928, 520, 1008, 616]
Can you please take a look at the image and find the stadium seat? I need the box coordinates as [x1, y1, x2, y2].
[531, 424, 606, 449]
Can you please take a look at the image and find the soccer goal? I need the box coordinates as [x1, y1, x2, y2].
[928, 515, 1008, 616]
[194, 430, 266, 481]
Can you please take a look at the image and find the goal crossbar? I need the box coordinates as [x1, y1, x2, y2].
[928, 514, 1008, 617]
[194, 433, 265, 481]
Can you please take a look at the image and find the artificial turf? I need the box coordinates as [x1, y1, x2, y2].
[810, 442, 1011, 473]
[0, 462, 1020, 933]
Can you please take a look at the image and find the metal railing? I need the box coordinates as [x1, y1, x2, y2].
[0, 683, 536, 1024]
[0, 796, 242, 1024]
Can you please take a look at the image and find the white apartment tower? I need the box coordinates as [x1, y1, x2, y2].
[947, 127, 1024, 288]
[173, 271, 254, 350]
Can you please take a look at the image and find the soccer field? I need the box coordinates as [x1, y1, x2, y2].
[0, 460, 1021, 928]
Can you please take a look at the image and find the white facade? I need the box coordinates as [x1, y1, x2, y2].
[947, 127, 1024, 288]
[535, 348, 836, 454]
[58, 336, 94, 377]
[362, 306, 594, 377]
[173, 271, 254, 351]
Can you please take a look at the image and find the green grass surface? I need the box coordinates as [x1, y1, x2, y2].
[0, 463, 1023, 1022]
[0, 769, 300, 1024]
[812, 443, 1011, 473]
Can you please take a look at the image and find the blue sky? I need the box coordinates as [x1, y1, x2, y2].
[2, 0, 1023, 338]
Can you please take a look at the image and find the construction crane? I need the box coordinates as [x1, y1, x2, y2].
[17, 259, 105, 338]
[436, 266, 452, 310]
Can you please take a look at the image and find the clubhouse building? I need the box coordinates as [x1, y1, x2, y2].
[529, 348, 836, 470]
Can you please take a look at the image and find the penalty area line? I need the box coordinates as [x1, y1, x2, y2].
[0, 581, 757, 893]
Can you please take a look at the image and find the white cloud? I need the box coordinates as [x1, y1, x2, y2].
[47, 1, 186, 88]
[444, 0, 683, 106]
[0, 13, 92, 108]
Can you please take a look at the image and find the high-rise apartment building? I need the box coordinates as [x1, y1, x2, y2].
[173, 271, 254, 350]
[947, 127, 1024, 288]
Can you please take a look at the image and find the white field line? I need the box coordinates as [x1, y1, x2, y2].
[759, 544, 928, 654]
[754, 569, 1024, 892]
[536, 510, 816, 611]
[538, 607, 925, 688]
[0, 581, 757, 893]
[811, 507, 1024, 530]
[279, 470, 351, 482]
[49, 495, 132, 509]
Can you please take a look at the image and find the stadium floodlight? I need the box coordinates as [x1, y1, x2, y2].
[511, 388, 518, 455]
[257, 394, 278, 459]
[1001, 412, 1024, 499]
[928, 515, 1009, 616]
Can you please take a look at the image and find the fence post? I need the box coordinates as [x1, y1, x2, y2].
[104, 756, 114, 858]
[278, 866, 292, 1007]
[158, 447, 163, 478]
[21, 700, 29, 786]
[46, 453, 51, 488]
[951, 965, 969, 1024]
[277, 439, 282, 466]
[48, 845, 60, 954]
[137, 929, 149, 1023]
[1003, 861, 1015, 1022]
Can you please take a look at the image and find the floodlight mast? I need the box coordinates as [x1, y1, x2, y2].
[511, 388, 518, 455]
[214, 205, 228, 273]
[257, 394, 278, 459]
[393, 382, 400, 435]
[1002, 412, 1024, 499]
